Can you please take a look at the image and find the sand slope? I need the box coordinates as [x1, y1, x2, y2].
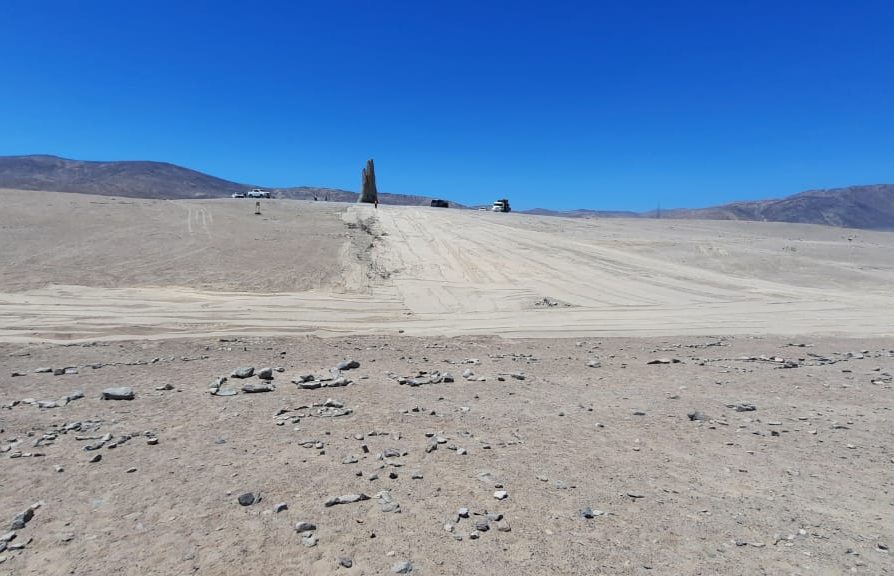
[1, 190, 893, 342]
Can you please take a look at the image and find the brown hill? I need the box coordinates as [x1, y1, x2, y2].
[0, 155, 454, 206]
[655, 185, 894, 229]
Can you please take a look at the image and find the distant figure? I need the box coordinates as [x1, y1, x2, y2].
[374, 199, 379, 209]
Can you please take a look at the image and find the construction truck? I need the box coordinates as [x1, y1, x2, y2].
[491, 198, 511, 212]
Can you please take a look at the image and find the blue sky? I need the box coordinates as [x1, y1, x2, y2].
[2, 1, 892, 210]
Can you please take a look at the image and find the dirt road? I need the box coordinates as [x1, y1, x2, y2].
[1, 190, 893, 342]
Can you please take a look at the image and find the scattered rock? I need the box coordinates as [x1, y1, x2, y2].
[231, 367, 255, 379]
[392, 560, 413, 574]
[273, 503, 288, 513]
[493, 490, 509, 500]
[241, 383, 274, 393]
[257, 367, 274, 380]
[339, 556, 353, 568]
[294, 521, 317, 533]
[336, 360, 361, 370]
[647, 358, 680, 364]
[238, 492, 257, 506]
[9, 509, 33, 531]
[324, 494, 370, 507]
[101, 387, 135, 401]
[687, 410, 708, 421]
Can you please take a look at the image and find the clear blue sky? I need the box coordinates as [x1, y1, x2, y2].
[2, 1, 892, 210]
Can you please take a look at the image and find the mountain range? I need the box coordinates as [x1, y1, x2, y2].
[1, 155, 892, 229]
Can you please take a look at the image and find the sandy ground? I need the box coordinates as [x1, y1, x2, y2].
[1, 189, 892, 575]
[1, 335, 892, 576]
[1, 189, 893, 342]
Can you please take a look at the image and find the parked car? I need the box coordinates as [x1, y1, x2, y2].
[247, 188, 270, 199]
[232, 191, 246, 198]
[430, 199, 449, 208]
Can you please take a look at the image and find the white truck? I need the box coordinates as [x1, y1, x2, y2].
[247, 188, 270, 199]
[491, 198, 511, 212]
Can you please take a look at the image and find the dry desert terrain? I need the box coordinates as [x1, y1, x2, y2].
[0, 188, 892, 575]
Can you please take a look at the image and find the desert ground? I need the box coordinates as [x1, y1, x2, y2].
[0, 188, 892, 575]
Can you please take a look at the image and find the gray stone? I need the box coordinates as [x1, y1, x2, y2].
[294, 521, 317, 533]
[336, 359, 360, 370]
[9, 509, 33, 531]
[34, 367, 53, 373]
[458, 507, 470, 518]
[324, 494, 369, 507]
[257, 367, 274, 380]
[493, 490, 508, 500]
[688, 410, 708, 421]
[237, 492, 257, 506]
[214, 388, 238, 396]
[474, 518, 490, 532]
[101, 387, 134, 400]
[273, 503, 288, 513]
[231, 367, 254, 379]
[88, 453, 102, 463]
[339, 557, 353, 568]
[241, 383, 274, 393]
[302, 533, 318, 547]
[391, 560, 413, 574]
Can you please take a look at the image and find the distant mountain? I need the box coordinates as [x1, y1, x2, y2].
[522, 185, 894, 230]
[2, 155, 891, 229]
[654, 185, 894, 230]
[0, 155, 451, 206]
[0, 154, 251, 199]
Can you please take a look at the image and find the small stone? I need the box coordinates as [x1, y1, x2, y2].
[496, 521, 512, 532]
[241, 383, 274, 393]
[302, 533, 318, 547]
[688, 411, 708, 421]
[339, 557, 353, 568]
[257, 367, 274, 380]
[231, 367, 255, 379]
[0, 533, 15, 543]
[337, 360, 360, 371]
[273, 503, 288, 513]
[10, 509, 33, 531]
[101, 387, 135, 400]
[474, 519, 490, 532]
[391, 560, 413, 574]
[237, 492, 257, 506]
[493, 490, 508, 500]
[294, 521, 317, 533]
[458, 507, 470, 518]
[88, 453, 102, 463]
[647, 358, 680, 364]
[147, 437, 159, 446]
[587, 360, 601, 368]
[126, 467, 137, 473]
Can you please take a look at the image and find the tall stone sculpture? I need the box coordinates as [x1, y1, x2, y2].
[358, 158, 378, 204]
